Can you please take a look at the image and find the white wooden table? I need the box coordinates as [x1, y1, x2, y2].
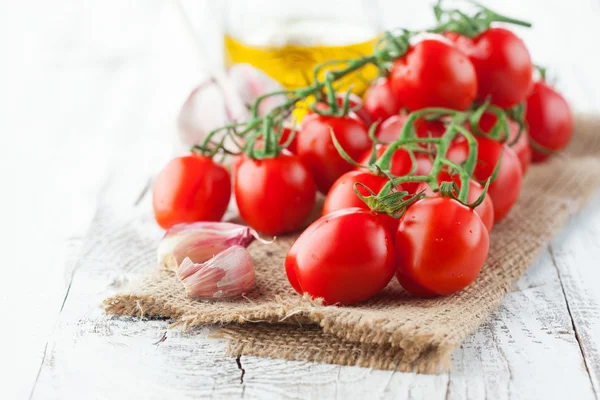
[3, 1, 600, 399]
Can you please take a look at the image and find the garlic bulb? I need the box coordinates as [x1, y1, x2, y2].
[178, 63, 286, 147]
[157, 222, 266, 272]
[228, 63, 286, 117]
[178, 79, 230, 147]
[177, 245, 255, 299]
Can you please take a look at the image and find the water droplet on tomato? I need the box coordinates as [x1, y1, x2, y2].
[469, 229, 473, 233]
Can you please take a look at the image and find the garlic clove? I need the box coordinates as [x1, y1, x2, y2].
[157, 221, 266, 272]
[177, 246, 255, 299]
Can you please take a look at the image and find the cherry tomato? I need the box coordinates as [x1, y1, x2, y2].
[525, 80, 573, 162]
[376, 115, 405, 143]
[235, 152, 316, 235]
[376, 114, 446, 144]
[390, 39, 477, 111]
[395, 197, 489, 296]
[417, 171, 495, 232]
[448, 136, 523, 222]
[297, 113, 371, 193]
[286, 208, 396, 305]
[357, 145, 432, 194]
[313, 92, 372, 125]
[322, 170, 399, 237]
[363, 78, 402, 123]
[446, 28, 533, 108]
[153, 154, 231, 229]
[476, 112, 532, 173]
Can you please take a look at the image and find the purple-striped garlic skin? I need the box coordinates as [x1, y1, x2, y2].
[157, 222, 257, 272]
[177, 245, 255, 299]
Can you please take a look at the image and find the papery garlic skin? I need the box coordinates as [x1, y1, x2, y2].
[178, 79, 230, 147]
[177, 64, 286, 146]
[157, 222, 258, 272]
[177, 246, 255, 299]
[228, 63, 286, 117]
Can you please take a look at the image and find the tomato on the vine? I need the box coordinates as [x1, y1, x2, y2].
[322, 170, 399, 237]
[390, 39, 477, 111]
[525, 80, 573, 162]
[376, 114, 446, 144]
[446, 28, 533, 108]
[476, 112, 532, 173]
[395, 197, 490, 296]
[235, 151, 316, 235]
[153, 154, 231, 229]
[297, 113, 371, 193]
[417, 171, 495, 232]
[286, 208, 396, 305]
[448, 136, 523, 222]
[363, 77, 403, 123]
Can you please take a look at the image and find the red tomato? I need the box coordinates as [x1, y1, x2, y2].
[235, 152, 316, 235]
[376, 115, 405, 143]
[322, 170, 399, 237]
[376, 114, 446, 144]
[446, 28, 533, 108]
[153, 154, 231, 229]
[417, 171, 495, 232]
[476, 112, 532, 173]
[286, 208, 396, 305]
[395, 197, 490, 296]
[448, 136, 523, 222]
[313, 92, 372, 125]
[390, 39, 477, 111]
[525, 80, 574, 162]
[357, 145, 432, 194]
[363, 78, 403, 123]
[297, 113, 371, 193]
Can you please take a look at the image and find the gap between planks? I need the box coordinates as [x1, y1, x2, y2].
[550, 243, 599, 399]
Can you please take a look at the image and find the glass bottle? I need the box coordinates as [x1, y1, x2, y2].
[223, 0, 381, 95]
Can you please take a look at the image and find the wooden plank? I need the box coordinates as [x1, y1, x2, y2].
[29, 204, 599, 400]
[549, 192, 600, 396]
[1, 0, 205, 398]
[450, 247, 596, 400]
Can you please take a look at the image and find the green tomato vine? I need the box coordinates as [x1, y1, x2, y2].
[192, 1, 532, 217]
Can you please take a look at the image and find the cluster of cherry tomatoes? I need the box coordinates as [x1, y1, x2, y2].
[152, 8, 573, 306]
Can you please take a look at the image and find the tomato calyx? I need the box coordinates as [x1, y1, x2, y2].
[309, 87, 363, 119]
[431, 0, 531, 38]
[353, 182, 424, 218]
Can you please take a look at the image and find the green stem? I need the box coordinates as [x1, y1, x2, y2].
[375, 107, 464, 171]
[453, 125, 479, 203]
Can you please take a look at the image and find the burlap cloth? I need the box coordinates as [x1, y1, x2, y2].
[104, 115, 600, 373]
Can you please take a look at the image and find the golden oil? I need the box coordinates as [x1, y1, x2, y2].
[224, 19, 380, 103]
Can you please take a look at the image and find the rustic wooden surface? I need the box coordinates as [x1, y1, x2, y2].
[4, 1, 600, 399]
